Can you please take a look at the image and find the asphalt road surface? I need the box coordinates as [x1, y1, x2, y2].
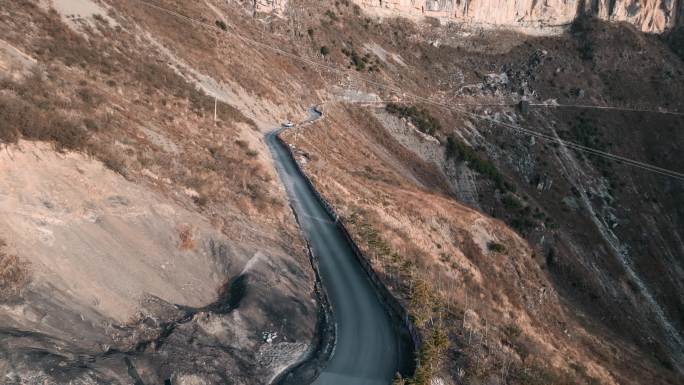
[266, 109, 408, 385]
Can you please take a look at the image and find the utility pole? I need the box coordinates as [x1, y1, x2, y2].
[463, 289, 468, 336]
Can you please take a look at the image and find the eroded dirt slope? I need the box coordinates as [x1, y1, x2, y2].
[277, 4, 684, 384]
[1, 0, 683, 384]
[0, 1, 323, 384]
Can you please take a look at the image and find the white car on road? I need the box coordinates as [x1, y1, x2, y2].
[282, 121, 294, 128]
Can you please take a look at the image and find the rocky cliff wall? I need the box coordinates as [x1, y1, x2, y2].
[353, 0, 681, 33]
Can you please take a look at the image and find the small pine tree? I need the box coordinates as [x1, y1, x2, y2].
[392, 373, 406, 385]
[409, 279, 432, 328]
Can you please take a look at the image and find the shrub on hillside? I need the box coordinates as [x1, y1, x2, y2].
[77, 86, 104, 108]
[408, 279, 433, 328]
[33, 8, 122, 73]
[502, 194, 522, 210]
[341, 47, 366, 71]
[0, 71, 90, 150]
[215, 20, 227, 31]
[0, 240, 30, 302]
[445, 135, 507, 190]
[0, 93, 87, 150]
[408, 325, 450, 385]
[385, 103, 441, 135]
[487, 241, 506, 253]
[133, 61, 256, 128]
[324, 10, 338, 21]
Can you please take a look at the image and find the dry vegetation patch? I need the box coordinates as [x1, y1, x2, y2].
[177, 225, 196, 251]
[282, 104, 621, 385]
[0, 1, 319, 384]
[0, 0, 283, 219]
[0, 71, 89, 151]
[0, 240, 30, 302]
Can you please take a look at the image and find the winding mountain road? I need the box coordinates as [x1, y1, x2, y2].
[266, 108, 409, 385]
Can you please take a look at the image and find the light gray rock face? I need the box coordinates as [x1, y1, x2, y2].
[353, 0, 681, 33]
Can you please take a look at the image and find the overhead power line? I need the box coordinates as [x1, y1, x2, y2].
[133, 0, 684, 182]
[530, 103, 684, 117]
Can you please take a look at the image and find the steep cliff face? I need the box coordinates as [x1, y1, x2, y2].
[353, 0, 681, 33]
[603, 0, 679, 32]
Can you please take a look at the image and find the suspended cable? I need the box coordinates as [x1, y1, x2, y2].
[132, 0, 684, 182]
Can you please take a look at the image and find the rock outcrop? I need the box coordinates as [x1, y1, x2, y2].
[353, 0, 681, 33]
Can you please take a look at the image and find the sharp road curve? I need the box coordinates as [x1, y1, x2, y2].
[266, 108, 409, 385]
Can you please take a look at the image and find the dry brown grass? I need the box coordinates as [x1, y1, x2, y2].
[30, 7, 124, 73]
[282, 104, 624, 385]
[0, 89, 88, 151]
[0, 2, 260, 189]
[177, 225, 196, 251]
[198, 141, 275, 211]
[0, 240, 30, 302]
[0, 66, 94, 152]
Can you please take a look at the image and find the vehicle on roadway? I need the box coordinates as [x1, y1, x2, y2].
[282, 121, 294, 128]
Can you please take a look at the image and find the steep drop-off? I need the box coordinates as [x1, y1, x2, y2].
[279, 2, 684, 384]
